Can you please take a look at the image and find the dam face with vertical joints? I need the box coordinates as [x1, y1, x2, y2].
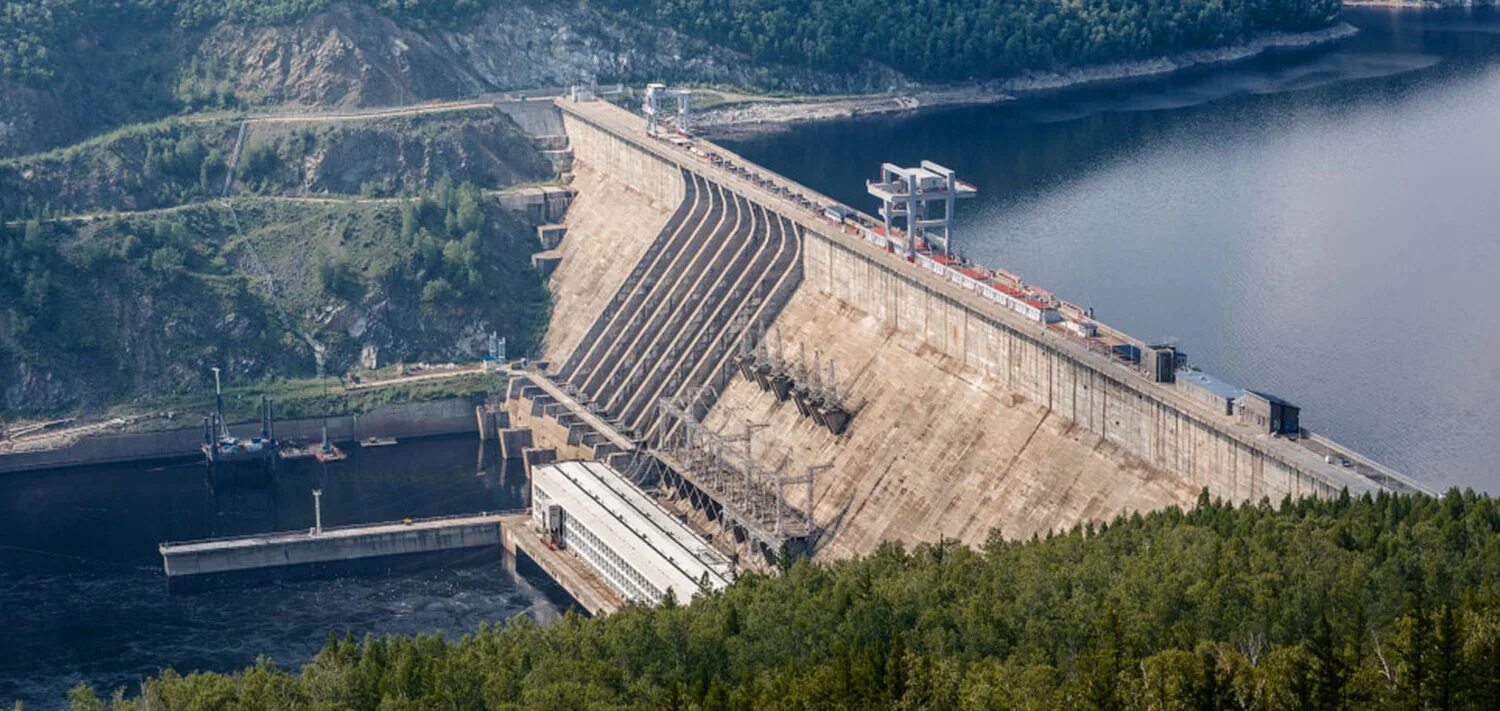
[509, 94, 1428, 565]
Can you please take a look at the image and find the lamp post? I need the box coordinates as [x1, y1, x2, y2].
[312, 489, 323, 535]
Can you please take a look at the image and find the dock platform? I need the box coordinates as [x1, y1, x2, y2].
[160, 513, 507, 580]
[499, 513, 624, 616]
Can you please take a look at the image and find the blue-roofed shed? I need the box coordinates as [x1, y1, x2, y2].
[1174, 369, 1242, 416]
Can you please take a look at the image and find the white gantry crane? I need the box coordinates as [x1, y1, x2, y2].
[643, 83, 693, 137]
[866, 161, 977, 257]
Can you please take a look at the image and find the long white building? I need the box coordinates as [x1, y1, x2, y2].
[531, 460, 732, 606]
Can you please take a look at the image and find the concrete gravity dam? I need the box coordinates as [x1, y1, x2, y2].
[506, 93, 1429, 565]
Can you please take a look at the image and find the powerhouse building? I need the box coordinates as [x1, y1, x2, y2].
[531, 460, 732, 605]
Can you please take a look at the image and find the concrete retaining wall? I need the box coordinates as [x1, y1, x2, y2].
[554, 98, 1384, 556]
[801, 232, 1337, 502]
[561, 110, 684, 208]
[162, 518, 501, 577]
[497, 100, 566, 137]
[0, 397, 480, 474]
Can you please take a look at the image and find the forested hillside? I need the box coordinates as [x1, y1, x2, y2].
[0, 109, 550, 216]
[2, 0, 1342, 87]
[0, 0, 489, 85]
[0, 182, 548, 414]
[60, 491, 1500, 710]
[0, 103, 553, 416]
[595, 0, 1343, 80]
[2, 0, 1344, 157]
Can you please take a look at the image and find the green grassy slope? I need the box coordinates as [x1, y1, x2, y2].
[0, 181, 547, 416]
[0, 109, 550, 216]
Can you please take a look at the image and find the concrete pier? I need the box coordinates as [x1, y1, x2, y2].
[499, 513, 624, 615]
[159, 513, 505, 580]
[531, 252, 563, 277]
[498, 427, 535, 460]
[537, 224, 568, 250]
[475, 404, 510, 440]
[522, 446, 557, 474]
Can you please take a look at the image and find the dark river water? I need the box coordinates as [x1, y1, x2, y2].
[721, 8, 1500, 493]
[0, 436, 568, 708]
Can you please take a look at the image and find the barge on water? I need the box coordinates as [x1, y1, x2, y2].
[201, 367, 277, 467]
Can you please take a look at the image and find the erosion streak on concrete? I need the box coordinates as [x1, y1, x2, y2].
[541, 164, 683, 362]
[703, 287, 1200, 559]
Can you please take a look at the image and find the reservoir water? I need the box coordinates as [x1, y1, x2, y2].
[0, 436, 568, 708]
[721, 7, 1500, 493]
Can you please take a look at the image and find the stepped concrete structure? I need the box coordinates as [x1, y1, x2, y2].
[517, 94, 1427, 562]
[541, 163, 684, 362]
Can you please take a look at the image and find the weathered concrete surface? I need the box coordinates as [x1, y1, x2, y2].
[500, 513, 624, 615]
[506, 389, 595, 462]
[497, 185, 573, 223]
[540, 163, 682, 362]
[496, 100, 566, 138]
[551, 98, 1419, 563]
[161, 514, 502, 578]
[498, 427, 535, 460]
[562, 112, 684, 207]
[704, 287, 1200, 559]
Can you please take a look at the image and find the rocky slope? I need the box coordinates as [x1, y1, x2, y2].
[0, 1, 902, 158]
[0, 108, 550, 216]
[0, 193, 546, 416]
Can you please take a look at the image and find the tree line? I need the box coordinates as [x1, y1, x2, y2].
[4, 0, 1341, 87]
[0, 0, 494, 85]
[47, 489, 1500, 709]
[593, 0, 1342, 81]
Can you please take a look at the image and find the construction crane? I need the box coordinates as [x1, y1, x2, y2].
[643, 83, 693, 138]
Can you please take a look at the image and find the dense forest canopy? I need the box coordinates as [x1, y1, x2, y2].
[56, 490, 1500, 709]
[2, 0, 1343, 86]
[595, 0, 1343, 80]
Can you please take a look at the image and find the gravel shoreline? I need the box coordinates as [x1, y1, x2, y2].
[698, 23, 1359, 138]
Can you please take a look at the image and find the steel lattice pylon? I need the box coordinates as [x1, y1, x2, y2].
[652, 397, 818, 558]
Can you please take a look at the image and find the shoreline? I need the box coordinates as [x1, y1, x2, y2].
[698, 23, 1359, 138]
[0, 396, 484, 474]
[1342, 1, 1448, 7]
